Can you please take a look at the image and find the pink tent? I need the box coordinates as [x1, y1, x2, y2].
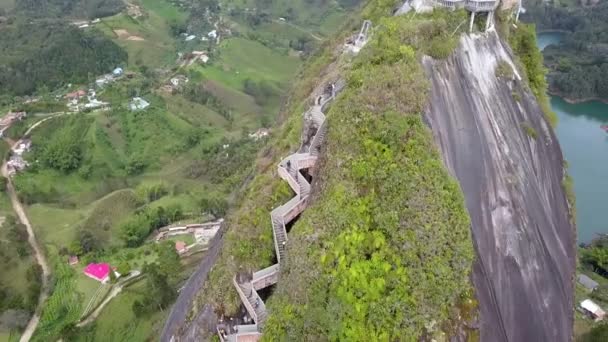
[83, 263, 111, 282]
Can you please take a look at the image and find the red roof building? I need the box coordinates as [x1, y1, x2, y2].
[175, 240, 187, 254]
[68, 255, 79, 265]
[65, 90, 86, 100]
[83, 263, 111, 283]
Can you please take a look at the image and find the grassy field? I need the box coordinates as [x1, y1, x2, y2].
[0, 331, 20, 342]
[96, 13, 178, 69]
[73, 280, 165, 341]
[165, 233, 196, 246]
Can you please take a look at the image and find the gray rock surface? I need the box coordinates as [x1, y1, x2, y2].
[423, 31, 575, 341]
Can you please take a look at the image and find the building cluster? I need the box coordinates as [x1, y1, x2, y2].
[161, 75, 190, 93]
[7, 139, 32, 176]
[0, 111, 27, 137]
[66, 88, 109, 112]
[178, 51, 210, 67]
[129, 97, 150, 111]
[577, 274, 606, 322]
[95, 67, 130, 88]
[248, 128, 270, 141]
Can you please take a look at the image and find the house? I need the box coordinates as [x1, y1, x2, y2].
[68, 255, 79, 265]
[185, 35, 196, 41]
[112, 67, 124, 77]
[83, 263, 111, 283]
[208, 30, 217, 39]
[175, 241, 187, 254]
[96, 74, 113, 87]
[129, 97, 150, 111]
[0, 111, 27, 134]
[65, 90, 86, 100]
[13, 139, 31, 155]
[578, 274, 599, 291]
[249, 128, 270, 140]
[170, 75, 189, 87]
[581, 299, 606, 321]
[7, 155, 28, 175]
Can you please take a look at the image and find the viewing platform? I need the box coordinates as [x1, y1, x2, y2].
[464, 0, 499, 12]
[432, 0, 464, 10]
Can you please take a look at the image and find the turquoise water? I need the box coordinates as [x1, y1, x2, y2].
[537, 31, 565, 50]
[537, 32, 608, 242]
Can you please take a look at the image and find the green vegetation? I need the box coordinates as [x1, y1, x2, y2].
[14, 0, 124, 19]
[0, 192, 37, 337]
[191, 6, 474, 340]
[495, 60, 514, 79]
[521, 122, 538, 139]
[580, 324, 608, 342]
[508, 23, 557, 126]
[524, 1, 608, 101]
[0, 0, 371, 339]
[0, 21, 127, 96]
[263, 11, 473, 340]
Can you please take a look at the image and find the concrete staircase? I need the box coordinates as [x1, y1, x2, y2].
[221, 20, 372, 342]
[229, 88, 333, 333]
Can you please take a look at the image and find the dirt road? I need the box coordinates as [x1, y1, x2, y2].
[2, 162, 51, 342]
[76, 270, 142, 327]
[1, 114, 66, 342]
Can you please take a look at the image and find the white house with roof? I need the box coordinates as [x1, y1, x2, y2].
[112, 67, 124, 77]
[581, 299, 606, 321]
[129, 97, 150, 111]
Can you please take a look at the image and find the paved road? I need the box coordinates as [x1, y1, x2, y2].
[160, 223, 227, 342]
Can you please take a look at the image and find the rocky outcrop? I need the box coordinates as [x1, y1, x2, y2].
[423, 31, 575, 341]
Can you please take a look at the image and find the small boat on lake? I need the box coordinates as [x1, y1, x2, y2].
[601, 125, 608, 132]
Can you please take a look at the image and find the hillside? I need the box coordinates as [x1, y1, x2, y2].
[0, 0, 370, 340]
[0, 21, 127, 96]
[170, 1, 575, 341]
[173, 4, 480, 341]
[523, 0, 608, 101]
[14, 0, 124, 19]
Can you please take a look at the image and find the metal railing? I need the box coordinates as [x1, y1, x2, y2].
[464, 0, 498, 11]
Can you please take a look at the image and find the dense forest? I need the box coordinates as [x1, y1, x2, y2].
[0, 21, 127, 96]
[523, 1, 608, 100]
[15, 0, 124, 19]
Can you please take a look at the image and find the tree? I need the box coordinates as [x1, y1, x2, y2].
[580, 323, 608, 342]
[200, 195, 228, 218]
[117, 261, 131, 276]
[156, 241, 182, 283]
[78, 230, 98, 253]
[108, 269, 117, 284]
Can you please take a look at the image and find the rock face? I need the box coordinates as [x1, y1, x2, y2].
[423, 31, 575, 341]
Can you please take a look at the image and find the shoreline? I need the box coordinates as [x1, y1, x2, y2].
[537, 29, 571, 34]
[547, 90, 608, 105]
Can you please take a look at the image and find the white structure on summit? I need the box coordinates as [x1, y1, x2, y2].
[396, 0, 500, 32]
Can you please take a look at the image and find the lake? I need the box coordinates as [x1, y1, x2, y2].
[537, 32, 608, 242]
